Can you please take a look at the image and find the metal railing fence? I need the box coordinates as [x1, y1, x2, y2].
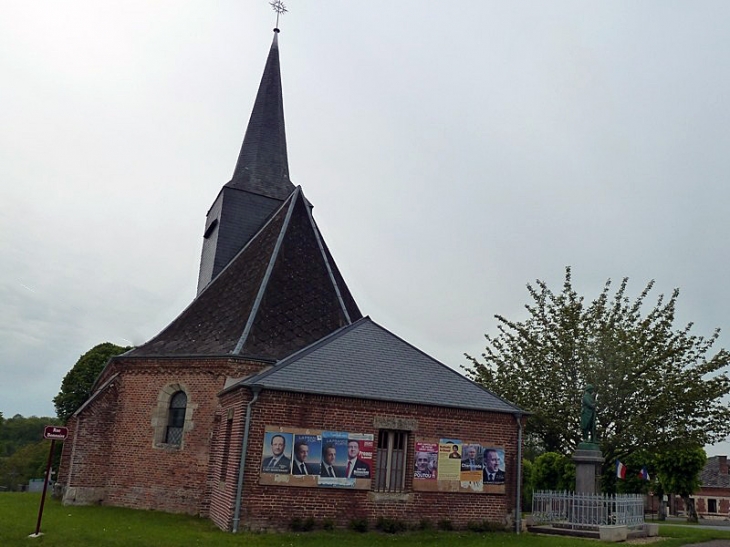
[532, 491, 645, 529]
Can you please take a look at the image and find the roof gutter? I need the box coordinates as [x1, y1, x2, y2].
[514, 412, 523, 534]
[232, 386, 261, 533]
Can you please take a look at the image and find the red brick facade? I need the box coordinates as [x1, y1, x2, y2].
[58, 356, 268, 516]
[58, 356, 524, 531]
[695, 489, 730, 517]
[693, 456, 730, 519]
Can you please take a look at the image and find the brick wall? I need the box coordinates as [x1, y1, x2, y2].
[209, 389, 250, 529]
[58, 356, 268, 515]
[58, 381, 119, 504]
[208, 389, 523, 531]
[694, 487, 730, 517]
[58, 356, 524, 531]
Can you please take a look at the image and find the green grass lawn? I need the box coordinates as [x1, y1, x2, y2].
[3, 492, 730, 546]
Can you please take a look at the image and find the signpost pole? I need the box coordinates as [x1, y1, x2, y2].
[30, 425, 68, 538]
[32, 438, 55, 537]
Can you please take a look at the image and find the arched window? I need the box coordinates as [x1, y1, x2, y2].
[165, 391, 187, 445]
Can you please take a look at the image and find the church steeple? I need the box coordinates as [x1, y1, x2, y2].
[197, 28, 296, 294]
[141, 7, 364, 358]
[228, 30, 293, 199]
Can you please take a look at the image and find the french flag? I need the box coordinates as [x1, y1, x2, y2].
[639, 467, 650, 481]
[616, 460, 627, 479]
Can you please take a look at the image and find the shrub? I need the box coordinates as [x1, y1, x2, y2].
[522, 458, 534, 509]
[349, 517, 369, 532]
[375, 516, 407, 534]
[289, 516, 315, 532]
[437, 518, 453, 531]
[466, 519, 504, 533]
[321, 517, 335, 531]
[531, 452, 575, 492]
[416, 518, 432, 531]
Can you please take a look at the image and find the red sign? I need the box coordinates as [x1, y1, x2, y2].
[43, 426, 68, 440]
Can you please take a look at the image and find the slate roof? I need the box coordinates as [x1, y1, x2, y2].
[236, 317, 523, 414]
[197, 187, 288, 294]
[132, 187, 362, 359]
[701, 456, 730, 488]
[228, 30, 294, 200]
[197, 30, 296, 293]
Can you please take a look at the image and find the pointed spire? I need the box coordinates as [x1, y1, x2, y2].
[228, 30, 294, 200]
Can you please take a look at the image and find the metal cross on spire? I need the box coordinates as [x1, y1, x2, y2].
[269, 0, 287, 30]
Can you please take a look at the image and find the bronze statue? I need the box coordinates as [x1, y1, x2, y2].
[580, 384, 597, 443]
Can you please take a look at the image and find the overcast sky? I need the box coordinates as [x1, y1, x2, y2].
[2, 1, 729, 453]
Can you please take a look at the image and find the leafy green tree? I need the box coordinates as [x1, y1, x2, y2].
[0, 441, 49, 491]
[53, 342, 131, 423]
[521, 459, 534, 509]
[0, 414, 62, 491]
[655, 445, 706, 523]
[465, 267, 730, 484]
[612, 449, 655, 495]
[530, 452, 575, 492]
[0, 414, 55, 457]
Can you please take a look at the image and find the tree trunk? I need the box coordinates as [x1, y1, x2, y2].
[683, 495, 698, 523]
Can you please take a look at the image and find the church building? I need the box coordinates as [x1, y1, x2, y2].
[57, 26, 526, 532]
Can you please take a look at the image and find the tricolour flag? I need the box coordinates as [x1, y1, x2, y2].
[639, 467, 650, 481]
[616, 460, 627, 479]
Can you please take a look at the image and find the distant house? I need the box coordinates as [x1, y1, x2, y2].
[56, 28, 526, 532]
[692, 456, 730, 518]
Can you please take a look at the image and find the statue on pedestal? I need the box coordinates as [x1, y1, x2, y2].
[580, 384, 597, 444]
[574, 384, 602, 494]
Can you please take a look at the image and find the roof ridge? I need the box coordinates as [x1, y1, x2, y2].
[132, 189, 298, 355]
[303, 193, 352, 324]
[198, 188, 298, 301]
[232, 186, 302, 354]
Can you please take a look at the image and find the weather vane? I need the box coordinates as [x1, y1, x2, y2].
[270, 0, 287, 29]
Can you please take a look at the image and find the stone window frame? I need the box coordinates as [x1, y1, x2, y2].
[708, 498, 718, 513]
[374, 429, 408, 493]
[165, 391, 188, 445]
[151, 383, 195, 450]
[372, 417, 417, 495]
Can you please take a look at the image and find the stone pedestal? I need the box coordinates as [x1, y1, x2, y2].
[599, 525, 627, 542]
[572, 444, 604, 494]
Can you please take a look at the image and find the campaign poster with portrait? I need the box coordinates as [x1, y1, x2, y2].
[412, 437, 507, 494]
[460, 443, 484, 483]
[259, 427, 374, 490]
[437, 439, 462, 481]
[346, 434, 374, 479]
[291, 433, 321, 477]
[413, 441, 438, 480]
[319, 431, 350, 485]
[260, 431, 293, 474]
[481, 447, 506, 484]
